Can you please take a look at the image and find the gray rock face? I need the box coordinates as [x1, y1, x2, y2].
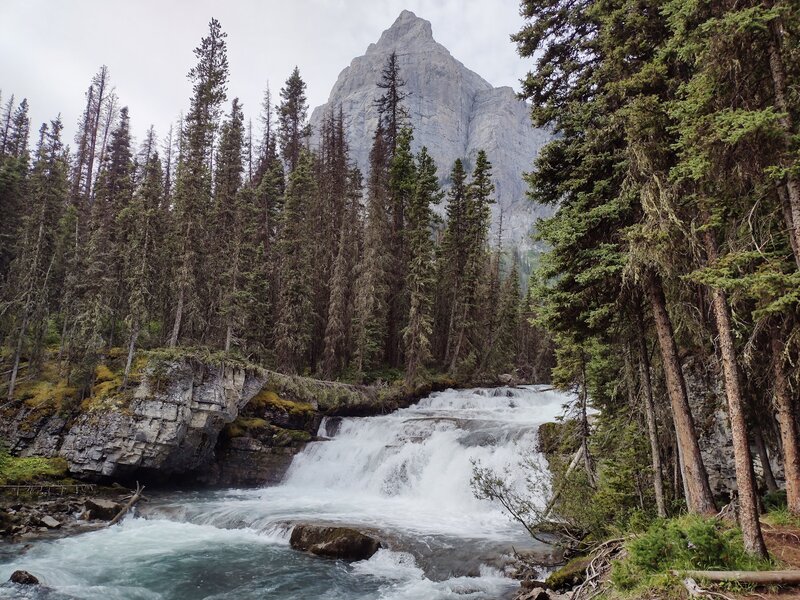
[310, 10, 552, 248]
[57, 361, 267, 479]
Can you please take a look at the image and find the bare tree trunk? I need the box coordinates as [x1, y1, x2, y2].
[637, 315, 667, 517]
[772, 329, 800, 514]
[121, 327, 139, 388]
[752, 421, 778, 494]
[169, 287, 184, 349]
[579, 363, 596, 487]
[767, 17, 800, 267]
[703, 230, 767, 558]
[7, 311, 29, 401]
[778, 187, 800, 269]
[646, 271, 716, 515]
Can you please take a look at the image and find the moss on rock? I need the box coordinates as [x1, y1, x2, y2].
[545, 555, 590, 591]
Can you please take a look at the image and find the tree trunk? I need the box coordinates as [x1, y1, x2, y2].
[169, 287, 184, 348]
[637, 319, 667, 518]
[767, 17, 800, 267]
[646, 271, 716, 515]
[752, 421, 778, 494]
[7, 311, 29, 401]
[579, 363, 596, 487]
[772, 329, 800, 514]
[778, 186, 800, 269]
[121, 326, 139, 388]
[703, 230, 767, 558]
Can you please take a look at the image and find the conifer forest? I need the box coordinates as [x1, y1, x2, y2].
[2, 2, 800, 599]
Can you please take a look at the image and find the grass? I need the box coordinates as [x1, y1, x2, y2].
[0, 450, 69, 486]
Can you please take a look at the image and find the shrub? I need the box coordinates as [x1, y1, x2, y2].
[611, 515, 773, 593]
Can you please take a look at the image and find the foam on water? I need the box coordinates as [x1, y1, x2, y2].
[0, 385, 571, 599]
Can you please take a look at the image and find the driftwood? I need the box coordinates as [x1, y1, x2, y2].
[674, 569, 800, 585]
[571, 537, 627, 600]
[107, 482, 145, 527]
[680, 578, 735, 600]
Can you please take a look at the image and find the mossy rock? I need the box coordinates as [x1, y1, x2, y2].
[225, 417, 270, 438]
[545, 556, 590, 591]
[0, 453, 69, 486]
[251, 390, 315, 416]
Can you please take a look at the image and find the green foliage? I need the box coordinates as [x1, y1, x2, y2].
[0, 447, 69, 485]
[611, 516, 773, 592]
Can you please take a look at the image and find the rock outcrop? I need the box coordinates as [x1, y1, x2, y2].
[0, 354, 440, 485]
[310, 10, 552, 248]
[290, 524, 382, 561]
[57, 360, 267, 479]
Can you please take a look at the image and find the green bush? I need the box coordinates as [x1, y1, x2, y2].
[611, 515, 773, 593]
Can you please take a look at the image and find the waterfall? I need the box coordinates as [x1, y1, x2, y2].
[0, 385, 570, 600]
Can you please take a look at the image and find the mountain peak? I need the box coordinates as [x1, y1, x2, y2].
[370, 10, 436, 53]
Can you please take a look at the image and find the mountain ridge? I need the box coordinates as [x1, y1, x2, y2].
[310, 10, 552, 248]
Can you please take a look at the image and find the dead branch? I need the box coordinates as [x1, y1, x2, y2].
[107, 482, 145, 527]
[674, 570, 800, 585]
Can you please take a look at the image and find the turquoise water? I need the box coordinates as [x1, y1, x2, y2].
[0, 386, 567, 599]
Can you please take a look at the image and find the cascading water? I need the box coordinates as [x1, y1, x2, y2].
[0, 385, 569, 600]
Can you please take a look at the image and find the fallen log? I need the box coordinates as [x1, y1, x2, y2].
[107, 482, 145, 527]
[673, 569, 800, 585]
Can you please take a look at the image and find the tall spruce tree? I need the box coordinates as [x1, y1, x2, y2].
[275, 150, 316, 372]
[169, 19, 228, 347]
[403, 147, 441, 384]
[277, 67, 310, 174]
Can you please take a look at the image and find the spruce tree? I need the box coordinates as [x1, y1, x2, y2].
[275, 150, 316, 372]
[5, 119, 68, 398]
[169, 19, 228, 347]
[277, 67, 310, 174]
[403, 147, 441, 384]
[352, 123, 392, 377]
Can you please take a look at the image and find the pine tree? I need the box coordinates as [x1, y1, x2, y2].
[169, 18, 228, 347]
[277, 67, 310, 174]
[72, 107, 134, 387]
[436, 158, 468, 364]
[119, 128, 163, 385]
[322, 168, 364, 377]
[352, 123, 392, 377]
[449, 150, 494, 375]
[0, 98, 30, 283]
[5, 119, 68, 398]
[385, 127, 416, 366]
[374, 51, 409, 155]
[275, 150, 316, 372]
[211, 98, 245, 348]
[403, 147, 441, 384]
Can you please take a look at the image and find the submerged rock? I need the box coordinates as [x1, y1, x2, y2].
[9, 570, 39, 585]
[290, 524, 382, 560]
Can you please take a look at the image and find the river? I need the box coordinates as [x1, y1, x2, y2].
[0, 385, 568, 599]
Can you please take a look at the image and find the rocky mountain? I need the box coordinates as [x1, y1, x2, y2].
[310, 10, 552, 248]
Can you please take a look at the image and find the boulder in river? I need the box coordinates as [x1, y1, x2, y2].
[290, 524, 381, 560]
[9, 570, 39, 585]
[84, 497, 123, 520]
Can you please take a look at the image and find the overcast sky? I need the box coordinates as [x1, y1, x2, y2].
[0, 0, 531, 148]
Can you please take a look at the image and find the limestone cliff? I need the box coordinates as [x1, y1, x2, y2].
[310, 10, 552, 248]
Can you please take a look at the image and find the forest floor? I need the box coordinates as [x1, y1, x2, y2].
[730, 521, 800, 600]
